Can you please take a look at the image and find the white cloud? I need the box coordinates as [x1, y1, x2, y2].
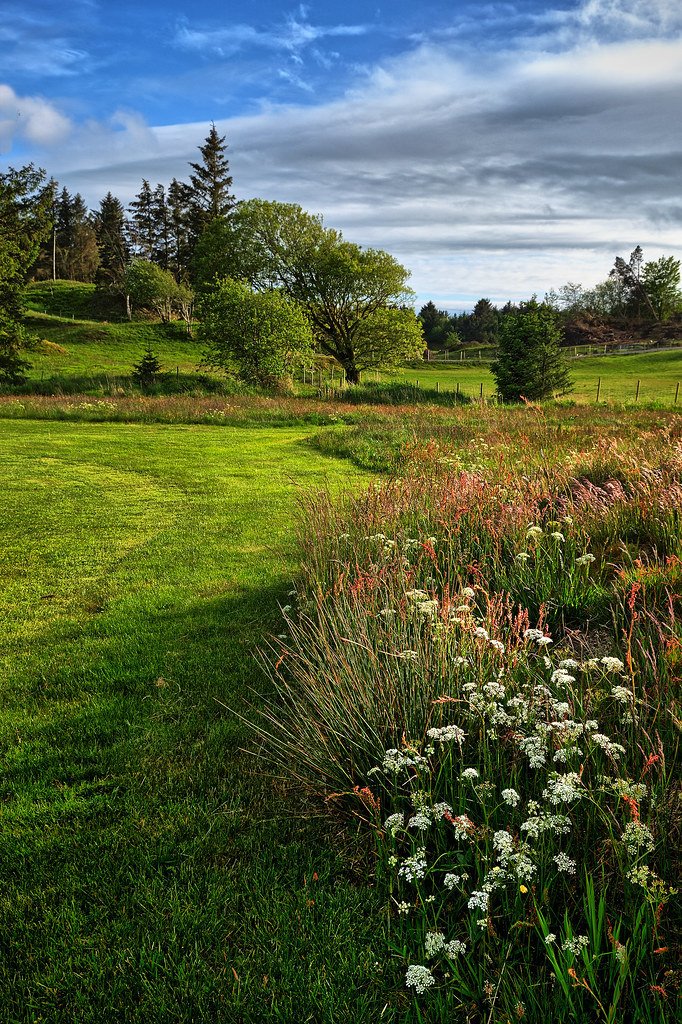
[174, 12, 368, 59]
[0, 83, 72, 150]
[577, 0, 682, 34]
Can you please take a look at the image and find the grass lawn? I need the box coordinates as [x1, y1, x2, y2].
[382, 349, 682, 404]
[0, 420, 389, 1023]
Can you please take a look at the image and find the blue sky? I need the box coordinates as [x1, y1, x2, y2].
[2, 0, 681, 308]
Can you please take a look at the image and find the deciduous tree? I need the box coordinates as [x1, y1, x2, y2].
[642, 256, 681, 322]
[198, 277, 313, 390]
[195, 200, 423, 383]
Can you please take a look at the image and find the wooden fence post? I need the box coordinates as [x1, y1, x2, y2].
[635, 379, 640, 402]
[596, 377, 601, 403]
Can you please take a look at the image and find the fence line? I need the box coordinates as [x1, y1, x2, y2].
[300, 368, 681, 405]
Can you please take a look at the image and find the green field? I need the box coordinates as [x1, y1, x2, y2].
[21, 280, 682, 405]
[0, 420, 388, 1023]
[384, 351, 682, 404]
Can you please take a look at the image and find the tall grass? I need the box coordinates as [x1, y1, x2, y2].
[246, 424, 681, 1022]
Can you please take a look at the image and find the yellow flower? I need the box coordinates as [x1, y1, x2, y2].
[519, 885, 528, 895]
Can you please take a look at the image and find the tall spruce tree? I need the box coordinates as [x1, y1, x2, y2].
[94, 192, 131, 311]
[0, 164, 53, 382]
[55, 189, 99, 281]
[129, 180, 157, 262]
[151, 184, 171, 270]
[186, 124, 235, 245]
[167, 178, 192, 281]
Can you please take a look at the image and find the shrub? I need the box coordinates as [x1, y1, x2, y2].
[492, 299, 573, 402]
[198, 278, 314, 391]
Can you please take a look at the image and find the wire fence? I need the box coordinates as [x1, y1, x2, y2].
[300, 367, 682, 405]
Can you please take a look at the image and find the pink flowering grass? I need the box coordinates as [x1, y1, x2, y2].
[245, 414, 681, 1022]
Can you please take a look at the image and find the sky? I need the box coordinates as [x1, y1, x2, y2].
[1, 0, 681, 310]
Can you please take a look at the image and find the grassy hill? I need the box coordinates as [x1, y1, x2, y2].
[24, 281, 210, 391]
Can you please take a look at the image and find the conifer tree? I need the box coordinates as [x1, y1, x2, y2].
[132, 347, 162, 389]
[55, 189, 99, 281]
[186, 124, 235, 244]
[167, 178, 192, 281]
[129, 180, 157, 262]
[492, 299, 572, 402]
[0, 164, 53, 381]
[94, 192, 130, 300]
[151, 184, 171, 270]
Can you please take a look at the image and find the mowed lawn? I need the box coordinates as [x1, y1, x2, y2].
[0, 421, 387, 1023]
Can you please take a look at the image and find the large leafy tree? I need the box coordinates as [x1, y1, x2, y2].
[609, 246, 656, 320]
[642, 256, 681, 322]
[124, 259, 193, 327]
[492, 299, 572, 402]
[195, 199, 423, 383]
[0, 164, 53, 383]
[198, 277, 314, 390]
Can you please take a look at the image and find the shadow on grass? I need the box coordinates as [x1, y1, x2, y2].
[0, 583, 390, 1024]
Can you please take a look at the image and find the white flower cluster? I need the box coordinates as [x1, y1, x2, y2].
[551, 669, 576, 686]
[398, 849, 428, 882]
[520, 813, 572, 841]
[381, 748, 430, 774]
[562, 935, 589, 956]
[590, 733, 626, 759]
[405, 964, 435, 994]
[621, 822, 655, 857]
[553, 852, 577, 874]
[518, 734, 547, 768]
[427, 724, 465, 744]
[467, 890, 489, 912]
[443, 872, 468, 889]
[416, 599, 439, 619]
[383, 813, 404, 836]
[606, 777, 647, 801]
[601, 656, 626, 673]
[501, 788, 520, 807]
[542, 773, 583, 806]
[407, 811, 432, 832]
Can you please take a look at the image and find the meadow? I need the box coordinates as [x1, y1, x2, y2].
[1, 284, 680, 1021]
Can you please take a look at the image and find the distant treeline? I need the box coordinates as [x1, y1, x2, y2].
[418, 247, 682, 350]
